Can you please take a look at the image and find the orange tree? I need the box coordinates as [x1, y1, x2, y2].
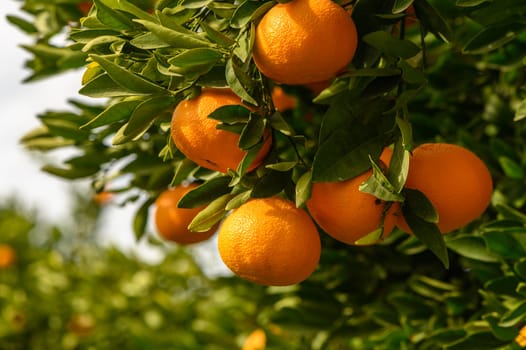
[7, 0, 526, 348]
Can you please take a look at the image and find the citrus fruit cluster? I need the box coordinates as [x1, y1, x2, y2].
[152, 0, 494, 287]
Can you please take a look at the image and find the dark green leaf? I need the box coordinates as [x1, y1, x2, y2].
[362, 31, 420, 59]
[463, 23, 526, 54]
[312, 134, 384, 182]
[456, 0, 492, 7]
[252, 170, 290, 198]
[236, 136, 270, 175]
[515, 258, 526, 280]
[230, 0, 273, 28]
[265, 161, 297, 172]
[392, 0, 414, 13]
[269, 111, 295, 136]
[404, 188, 438, 223]
[498, 156, 524, 179]
[495, 204, 526, 224]
[178, 176, 232, 209]
[208, 105, 251, 124]
[133, 198, 154, 241]
[499, 300, 526, 327]
[398, 60, 427, 84]
[413, 0, 454, 43]
[447, 235, 500, 262]
[403, 202, 449, 268]
[200, 21, 236, 47]
[225, 58, 257, 105]
[483, 314, 518, 341]
[483, 231, 526, 259]
[238, 115, 265, 150]
[444, 331, 506, 350]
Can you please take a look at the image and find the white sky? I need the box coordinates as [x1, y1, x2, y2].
[0, 2, 227, 276]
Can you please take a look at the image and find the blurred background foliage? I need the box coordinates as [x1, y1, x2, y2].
[4, 0, 526, 349]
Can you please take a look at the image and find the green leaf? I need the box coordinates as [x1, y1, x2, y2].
[178, 176, 232, 209]
[483, 314, 518, 341]
[392, 0, 414, 13]
[443, 331, 506, 350]
[200, 21, 236, 47]
[483, 231, 526, 259]
[398, 60, 427, 85]
[188, 193, 234, 232]
[135, 19, 214, 49]
[208, 105, 251, 124]
[515, 258, 526, 280]
[130, 32, 171, 49]
[499, 300, 526, 327]
[463, 23, 526, 54]
[236, 136, 270, 175]
[386, 139, 410, 193]
[168, 48, 224, 73]
[171, 159, 198, 186]
[81, 99, 142, 129]
[252, 170, 291, 198]
[238, 115, 265, 150]
[268, 111, 295, 136]
[514, 99, 526, 121]
[312, 134, 384, 182]
[265, 161, 297, 172]
[6, 15, 38, 34]
[456, 0, 492, 7]
[447, 235, 500, 262]
[225, 190, 252, 210]
[413, 0, 454, 43]
[133, 198, 154, 241]
[295, 170, 312, 208]
[230, 0, 274, 28]
[113, 95, 176, 145]
[93, 0, 135, 30]
[225, 57, 257, 105]
[41, 165, 98, 179]
[498, 156, 524, 179]
[362, 31, 420, 59]
[404, 188, 438, 223]
[402, 199, 449, 268]
[360, 157, 404, 202]
[495, 204, 526, 224]
[90, 55, 166, 94]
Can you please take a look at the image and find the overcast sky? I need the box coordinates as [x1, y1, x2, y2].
[0, 2, 227, 275]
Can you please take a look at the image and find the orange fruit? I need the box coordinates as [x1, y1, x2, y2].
[67, 314, 95, 337]
[252, 0, 358, 85]
[242, 329, 267, 350]
[93, 191, 113, 205]
[271, 86, 297, 112]
[0, 244, 16, 268]
[396, 143, 493, 234]
[171, 88, 272, 173]
[78, 1, 92, 16]
[307, 169, 399, 245]
[218, 197, 321, 286]
[154, 184, 218, 245]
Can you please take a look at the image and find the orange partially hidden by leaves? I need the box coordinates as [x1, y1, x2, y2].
[93, 191, 113, 205]
[307, 168, 399, 245]
[242, 328, 266, 350]
[171, 88, 272, 173]
[218, 197, 321, 286]
[0, 244, 16, 268]
[271, 86, 297, 112]
[154, 184, 218, 245]
[252, 0, 358, 85]
[397, 143, 493, 234]
[77, 1, 92, 16]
